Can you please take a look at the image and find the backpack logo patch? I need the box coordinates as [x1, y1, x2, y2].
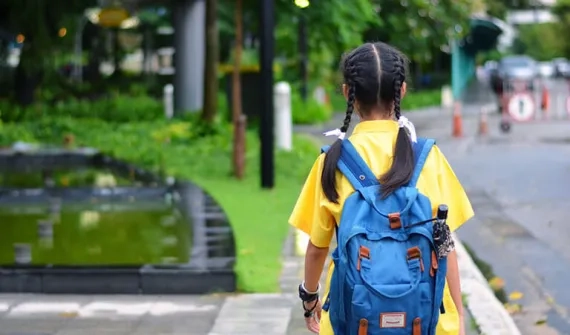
[380, 313, 406, 328]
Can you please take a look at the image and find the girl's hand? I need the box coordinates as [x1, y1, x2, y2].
[459, 314, 466, 335]
[303, 300, 322, 333]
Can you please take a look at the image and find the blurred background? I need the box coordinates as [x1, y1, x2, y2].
[0, 0, 570, 334]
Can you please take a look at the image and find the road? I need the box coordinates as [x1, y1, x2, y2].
[431, 78, 570, 335]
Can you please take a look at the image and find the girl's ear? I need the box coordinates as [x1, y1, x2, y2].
[342, 83, 348, 101]
[401, 81, 407, 98]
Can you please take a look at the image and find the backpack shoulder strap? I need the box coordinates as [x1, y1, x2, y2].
[409, 137, 435, 187]
[338, 140, 379, 190]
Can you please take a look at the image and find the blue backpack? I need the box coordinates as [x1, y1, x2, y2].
[321, 138, 448, 335]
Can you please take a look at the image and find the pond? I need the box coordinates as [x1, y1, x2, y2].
[0, 146, 236, 294]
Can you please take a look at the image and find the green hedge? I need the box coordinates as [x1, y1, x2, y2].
[0, 94, 163, 123]
[291, 90, 333, 125]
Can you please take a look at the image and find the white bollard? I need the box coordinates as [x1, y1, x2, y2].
[274, 82, 293, 151]
[441, 85, 453, 109]
[163, 84, 174, 119]
[313, 86, 327, 105]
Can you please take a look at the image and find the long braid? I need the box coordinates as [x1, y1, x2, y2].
[321, 62, 357, 203]
[393, 57, 404, 120]
[340, 84, 356, 133]
[380, 54, 414, 196]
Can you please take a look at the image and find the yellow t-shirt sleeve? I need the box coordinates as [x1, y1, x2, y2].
[288, 154, 336, 248]
[431, 145, 475, 231]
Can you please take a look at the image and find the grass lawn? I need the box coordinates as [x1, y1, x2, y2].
[0, 118, 319, 292]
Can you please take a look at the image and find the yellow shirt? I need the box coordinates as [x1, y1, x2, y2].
[289, 120, 474, 335]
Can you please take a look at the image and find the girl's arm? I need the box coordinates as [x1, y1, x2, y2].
[446, 249, 464, 316]
[303, 241, 329, 292]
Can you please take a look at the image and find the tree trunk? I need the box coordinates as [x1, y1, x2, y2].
[14, 47, 41, 107]
[232, 0, 246, 179]
[202, 0, 219, 123]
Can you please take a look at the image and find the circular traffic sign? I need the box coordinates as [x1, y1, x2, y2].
[508, 93, 535, 122]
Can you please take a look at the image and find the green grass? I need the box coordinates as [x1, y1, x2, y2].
[463, 242, 508, 304]
[329, 87, 441, 113]
[0, 118, 319, 292]
[401, 89, 441, 110]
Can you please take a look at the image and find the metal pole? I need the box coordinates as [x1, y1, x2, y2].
[298, 14, 308, 101]
[73, 15, 88, 82]
[259, 0, 275, 189]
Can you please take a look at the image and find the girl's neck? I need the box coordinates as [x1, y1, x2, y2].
[359, 113, 393, 122]
[358, 106, 393, 121]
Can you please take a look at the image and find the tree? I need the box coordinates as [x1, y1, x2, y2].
[484, 0, 508, 19]
[515, 23, 565, 60]
[0, 0, 96, 105]
[552, 0, 570, 57]
[363, 0, 472, 64]
[202, 0, 219, 123]
[231, 0, 246, 179]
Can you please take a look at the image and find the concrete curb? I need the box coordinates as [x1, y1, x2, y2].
[453, 233, 522, 335]
[293, 231, 522, 335]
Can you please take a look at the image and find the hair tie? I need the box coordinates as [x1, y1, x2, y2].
[398, 116, 417, 143]
[323, 128, 346, 140]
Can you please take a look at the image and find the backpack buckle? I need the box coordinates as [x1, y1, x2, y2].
[407, 247, 424, 272]
[357, 246, 370, 271]
[407, 247, 421, 260]
[388, 212, 402, 229]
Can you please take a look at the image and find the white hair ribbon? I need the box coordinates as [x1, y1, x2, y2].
[323, 128, 346, 140]
[398, 116, 417, 143]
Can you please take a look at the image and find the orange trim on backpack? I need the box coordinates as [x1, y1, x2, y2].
[388, 212, 402, 229]
[407, 246, 424, 272]
[357, 246, 370, 271]
[358, 319, 368, 335]
[430, 251, 438, 277]
[413, 317, 421, 335]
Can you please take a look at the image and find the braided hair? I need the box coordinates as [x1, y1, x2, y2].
[378, 50, 414, 197]
[321, 42, 414, 203]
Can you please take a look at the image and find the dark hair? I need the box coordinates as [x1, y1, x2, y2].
[321, 42, 413, 203]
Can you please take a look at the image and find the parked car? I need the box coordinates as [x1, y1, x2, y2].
[552, 58, 570, 78]
[538, 61, 555, 78]
[491, 55, 538, 95]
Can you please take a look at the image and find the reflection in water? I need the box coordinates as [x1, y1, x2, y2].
[0, 149, 235, 271]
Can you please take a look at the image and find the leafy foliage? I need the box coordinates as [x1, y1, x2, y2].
[552, 0, 570, 57]
[514, 23, 565, 61]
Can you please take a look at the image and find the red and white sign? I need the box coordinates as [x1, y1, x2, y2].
[508, 93, 535, 122]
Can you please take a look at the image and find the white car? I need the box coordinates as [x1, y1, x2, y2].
[538, 61, 555, 78]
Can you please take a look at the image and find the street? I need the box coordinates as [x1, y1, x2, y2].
[432, 78, 570, 335]
[448, 120, 570, 335]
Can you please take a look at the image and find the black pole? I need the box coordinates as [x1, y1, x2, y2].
[299, 14, 308, 101]
[259, 0, 275, 189]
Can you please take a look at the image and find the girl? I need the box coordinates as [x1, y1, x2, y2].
[289, 42, 474, 335]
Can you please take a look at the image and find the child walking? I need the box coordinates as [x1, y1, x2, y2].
[290, 42, 474, 335]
